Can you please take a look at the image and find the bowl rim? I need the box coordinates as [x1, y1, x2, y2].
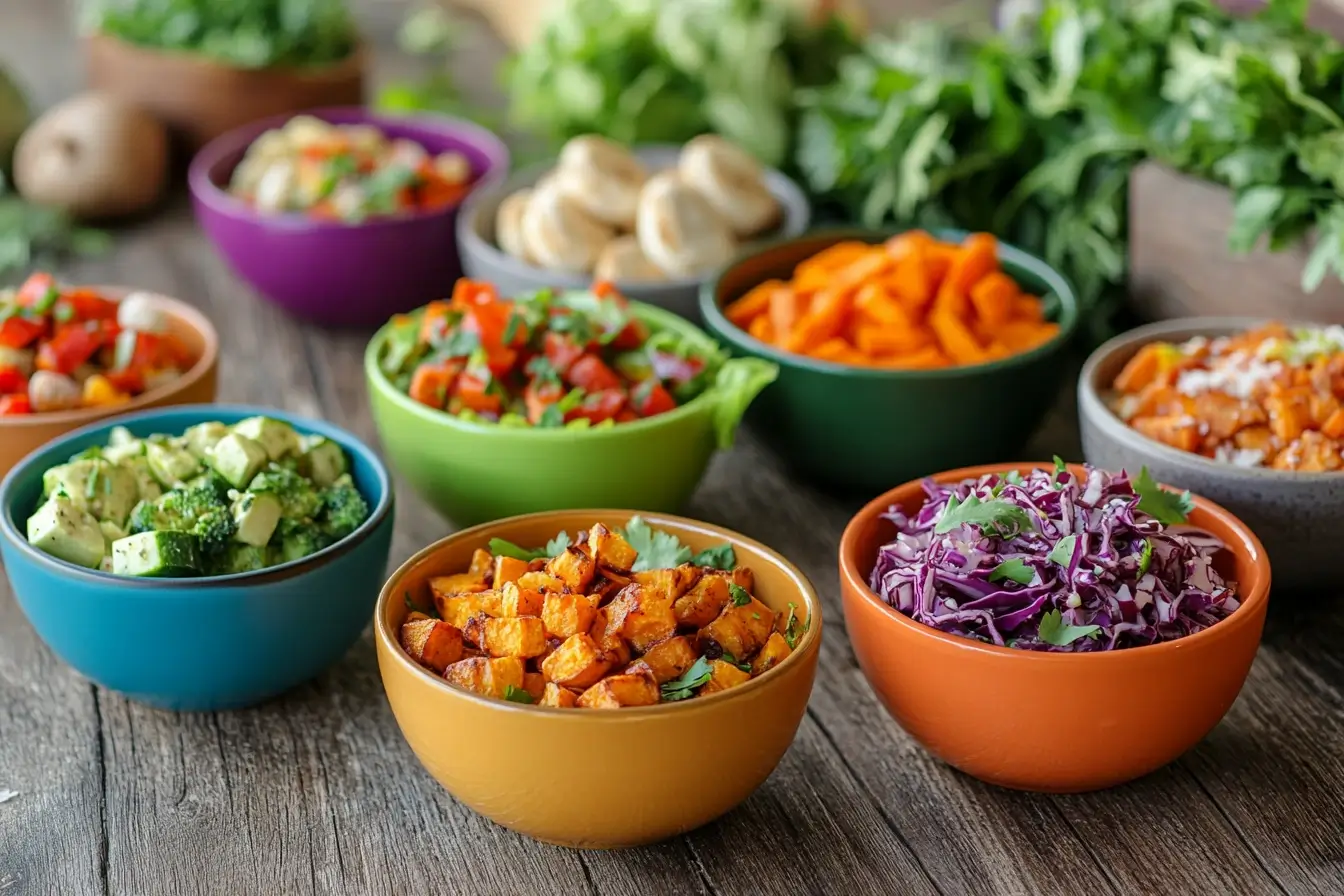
[700, 227, 1081, 380]
[837, 461, 1271, 663]
[0, 286, 219, 430]
[187, 105, 511, 233]
[375, 508, 823, 716]
[0, 403, 394, 587]
[454, 143, 812, 293]
[1080, 314, 1344, 483]
[364, 298, 740, 441]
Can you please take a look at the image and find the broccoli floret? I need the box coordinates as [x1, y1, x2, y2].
[249, 464, 323, 520]
[317, 475, 369, 543]
[273, 517, 330, 564]
[205, 543, 270, 576]
[183, 470, 233, 502]
[126, 486, 236, 555]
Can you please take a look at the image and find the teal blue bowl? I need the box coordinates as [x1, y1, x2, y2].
[0, 405, 395, 711]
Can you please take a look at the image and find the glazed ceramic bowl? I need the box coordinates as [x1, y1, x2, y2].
[457, 145, 810, 321]
[375, 510, 822, 848]
[838, 462, 1270, 792]
[0, 287, 219, 481]
[0, 405, 394, 711]
[189, 107, 510, 328]
[701, 230, 1080, 494]
[365, 301, 776, 526]
[1079, 316, 1341, 592]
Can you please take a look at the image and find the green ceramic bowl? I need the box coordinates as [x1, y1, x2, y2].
[365, 301, 777, 526]
[700, 229, 1080, 493]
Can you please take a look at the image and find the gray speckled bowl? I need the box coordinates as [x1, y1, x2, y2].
[1079, 316, 1338, 592]
[456, 144, 810, 321]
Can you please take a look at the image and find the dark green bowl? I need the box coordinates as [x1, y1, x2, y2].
[700, 229, 1081, 493]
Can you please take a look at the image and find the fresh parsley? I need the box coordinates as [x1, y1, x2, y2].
[1133, 467, 1194, 525]
[1052, 456, 1068, 489]
[721, 652, 751, 672]
[1136, 538, 1153, 577]
[624, 515, 693, 571]
[537, 388, 585, 428]
[436, 328, 480, 358]
[690, 543, 736, 570]
[1037, 609, 1101, 647]
[934, 494, 1033, 538]
[501, 311, 525, 346]
[660, 656, 714, 701]
[782, 602, 803, 649]
[1004, 470, 1024, 486]
[503, 684, 534, 704]
[488, 532, 571, 562]
[1047, 535, 1078, 568]
[729, 583, 752, 606]
[988, 558, 1035, 585]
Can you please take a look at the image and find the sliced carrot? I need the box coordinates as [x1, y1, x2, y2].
[969, 271, 1018, 330]
[881, 346, 950, 369]
[769, 287, 806, 340]
[725, 280, 780, 326]
[747, 315, 774, 345]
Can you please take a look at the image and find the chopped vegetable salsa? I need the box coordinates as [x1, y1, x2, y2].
[0, 273, 190, 416]
[228, 115, 475, 222]
[1111, 324, 1344, 471]
[400, 517, 809, 708]
[868, 465, 1239, 652]
[723, 232, 1060, 368]
[26, 417, 369, 577]
[381, 280, 720, 427]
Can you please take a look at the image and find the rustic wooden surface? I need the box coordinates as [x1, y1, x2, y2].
[3, 3, 1344, 895]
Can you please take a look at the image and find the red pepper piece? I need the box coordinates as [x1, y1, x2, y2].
[631, 380, 678, 417]
[36, 323, 102, 375]
[0, 315, 46, 349]
[0, 394, 32, 415]
[566, 354, 622, 393]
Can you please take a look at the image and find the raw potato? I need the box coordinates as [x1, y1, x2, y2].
[553, 135, 647, 229]
[14, 91, 168, 219]
[679, 135, 780, 237]
[594, 235, 667, 282]
[636, 171, 737, 277]
[495, 188, 536, 263]
[520, 179, 613, 273]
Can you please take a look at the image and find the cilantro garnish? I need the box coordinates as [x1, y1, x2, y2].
[1137, 539, 1153, 577]
[403, 590, 440, 619]
[537, 388, 585, 428]
[988, 558, 1035, 585]
[1047, 535, 1078, 568]
[729, 583, 752, 606]
[624, 515, 693, 571]
[721, 652, 751, 672]
[1004, 470, 1024, 486]
[502, 311, 525, 346]
[525, 355, 562, 386]
[437, 328, 480, 358]
[1133, 467, 1194, 525]
[503, 685, 534, 704]
[488, 532, 571, 562]
[1052, 456, 1068, 489]
[660, 656, 714, 701]
[690, 543, 735, 570]
[934, 494, 1033, 538]
[1037, 609, 1100, 647]
[782, 602, 803, 648]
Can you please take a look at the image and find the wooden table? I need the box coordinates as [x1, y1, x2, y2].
[3, 3, 1343, 894]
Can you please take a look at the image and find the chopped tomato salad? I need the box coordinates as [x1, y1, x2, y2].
[379, 281, 717, 428]
[0, 273, 190, 416]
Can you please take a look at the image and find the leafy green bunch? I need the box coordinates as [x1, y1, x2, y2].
[505, 0, 858, 167]
[86, 0, 357, 69]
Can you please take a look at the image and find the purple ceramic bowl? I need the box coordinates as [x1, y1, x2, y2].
[188, 107, 510, 328]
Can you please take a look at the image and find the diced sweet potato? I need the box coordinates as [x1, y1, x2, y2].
[589, 608, 632, 666]
[517, 571, 568, 594]
[406, 610, 431, 623]
[499, 581, 544, 617]
[587, 572, 630, 604]
[637, 635, 698, 684]
[1267, 393, 1312, 443]
[542, 593, 598, 639]
[523, 671, 546, 702]
[674, 574, 731, 628]
[750, 632, 793, 676]
[700, 659, 751, 694]
[605, 583, 678, 652]
[493, 555, 530, 587]
[399, 618, 466, 673]
[539, 682, 579, 708]
[576, 668, 660, 708]
[546, 546, 596, 592]
[468, 548, 493, 577]
[442, 656, 526, 698]
[588, 523, 638, 573]
[540, 634, 611, 689]
[632, 565, 699, 605]
[698, 597, 775, 660]
[436, 591, 503, 628]
[463, 616, 548, 658]
[428, 571, 488, 603]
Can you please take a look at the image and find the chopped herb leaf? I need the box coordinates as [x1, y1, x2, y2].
[690, 543, 735, 569]
[503, 684, 534, 704]
[436, 328, 480, 357]
[624, 515, 692, 571]
[488, 532, 572, 562]
[1004, 470, 1024, 486]
[660, 656, 713, 701]
[1133, 467, 1194, 525]
[1037, 609, 1101, 646]
[729, 583, 752, 606]
[502, 311, 525, 346]
[537, 388, 585, 428]
[782, 602, 803, 649]
[721, 652, 751, 672]
[934, 494, 1033, 538]
[988, 558, 1035, 584]
[1052, 456, 1068, 489]
[1137, 539, 1153, 577]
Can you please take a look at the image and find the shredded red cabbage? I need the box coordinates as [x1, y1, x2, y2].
[868, 466, 1241, 652]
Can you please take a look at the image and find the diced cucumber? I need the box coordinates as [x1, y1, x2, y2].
[111, 531, 201, 577]
[205, 433, 268, 489]
[183, 422, 230, 459]
[146, 441, 201, 486]
[108, 426, 136, 447]
[231, 491, 282, 547]
[298, 435, 347, 487]
[27, 496, 106, 569]
[233, 417, 300, 461]
[102, 439, 146, 464]
[42, 459, 139, 527]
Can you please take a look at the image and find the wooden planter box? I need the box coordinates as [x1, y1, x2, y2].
[1128, 160, 1344, 325]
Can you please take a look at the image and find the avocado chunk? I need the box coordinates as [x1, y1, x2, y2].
[111, 531, 201, 577]
[183, 421, 230, 459]
[205, 433, 268, 489]
[27, 495, 106, 569]
[99, 519, 126, 547]
[146, 441, 201, 487]
[233, 417, 300, 462]
[298, 435, 348, 487]
[230, 491, 282, 547]
[102, 439, 146, 465]
[41, 458, 140, 527]
[118, 455, 163, 504]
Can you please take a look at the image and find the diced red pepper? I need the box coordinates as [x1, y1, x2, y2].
[61, 288, 119, 321]
[609, 317, 649, 351]
[0, 315, 46, 349]
[463, 300, 514, 352]
[615, 409, 639, 422]
[103, 368, 145, 394]
[0, 394, 31, 415]
[408, 361, 461, 409]
[16, 273, 56, 308]
[524, 379, 564, 424]
[484, 347, 518, 378]
[0, 366, 26, 394]
[454, 372, 502, 414]
[570, 389, 626, 425]
[566, 354, 622, 393]
[591, 281, 626, 305]
[36, 322, 102, 375]
[451, 279, 499, 309]
[631, 380, 678, 417]
[543, 332, 585, 376]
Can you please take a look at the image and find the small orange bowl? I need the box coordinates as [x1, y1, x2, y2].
[838, 462, 1270, 793]
[0, 287, 219, 480]
[374, 510, 823, 848]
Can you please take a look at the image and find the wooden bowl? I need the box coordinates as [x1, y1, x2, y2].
[85, 33, 364, 151]
[0, 287, 219, 479]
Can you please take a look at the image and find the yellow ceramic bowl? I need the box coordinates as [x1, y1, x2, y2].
[374, 510, 823, 849]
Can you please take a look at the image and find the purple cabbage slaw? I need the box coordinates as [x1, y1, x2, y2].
[867, 465, 1241, 652]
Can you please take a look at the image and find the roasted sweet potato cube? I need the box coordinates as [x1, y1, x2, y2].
[517, 571, 568, 594]
[587, 573, 631, 603]
[462, 616, 548, 658]
[700, 659, 751, 694]
[698, 597, 774, 660]
[589, 608, 632, 666]
[546, 547, 596, 592]
[606, 584, 678, 652]
[523, 671, 546, 702]
[399, 618, 466, 673]
[729, 567, 754, 593]
[540, 634, 611, 689]
[443, 656, 526, 698]
[436, 591, 503, 628]
[542, 593, 598, 639]
[588, 523, 638, 572]
[750, 632, 793, 676]
[493, 555, 530, 587]
[406, 610, 431, 623]
[576, 668, 660, 709]
[468, 548, 493, 576]
[499, 581, 544, 617]
[428, 571, 488, 602]
[674, 574, 731, 628]
[632, 565, 699, 604]
[637, 635, 698, 684]
[540, 682, 579, 708]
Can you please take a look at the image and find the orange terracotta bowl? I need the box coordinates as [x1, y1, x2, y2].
[374, 510, 823, 849]
[0, 288, 219, 480]
[837, 462, 1271, 793]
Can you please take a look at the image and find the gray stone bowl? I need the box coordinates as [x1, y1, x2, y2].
[456, 145, 811, 321]
[1078, 316, 1340, 592]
